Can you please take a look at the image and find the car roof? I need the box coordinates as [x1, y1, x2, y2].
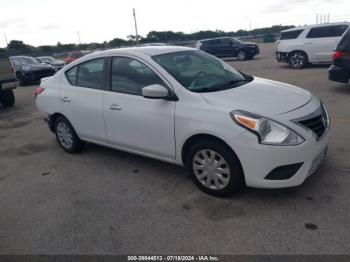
[199, 37, 234, 42]
[281, 22, 350, 33]
[85, 46, 195, 58]
[10, 56, 34, 59]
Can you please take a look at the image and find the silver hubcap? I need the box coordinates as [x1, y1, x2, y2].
[237, 51, 246, 60]
[290, 53, 305, 68]
[192, 149, 231, 190]
[56, 122, 73, 149]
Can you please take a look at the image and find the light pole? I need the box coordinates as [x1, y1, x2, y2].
[77, 31, 81, 45]
[3, 33, 8, 47]
[133, 8, 139, 46]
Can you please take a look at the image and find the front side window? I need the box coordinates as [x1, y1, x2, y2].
[111, 57, 164, 96]
[152, 50, 250, 93]
[76, 58, 105, 89]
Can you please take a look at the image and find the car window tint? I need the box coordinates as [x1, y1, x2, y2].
[280, 29, 303, 40]
[66, 66, 78, 85]
[333, 25, 348, 37]
[111, 57, 164, 96]
[337, 28, 350, 51]
[76, 58, 105, 89]
[307, 25, 348, 38]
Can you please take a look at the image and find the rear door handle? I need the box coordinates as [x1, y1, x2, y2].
[109, 103, 122, 110]
[61, 96, 71, 102]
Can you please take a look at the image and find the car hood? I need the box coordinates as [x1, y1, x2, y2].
[19, 64, 53, 71]
[242, 42, 258, 46]
[200, 77, 312, 116]
[49, 61, 65, 66]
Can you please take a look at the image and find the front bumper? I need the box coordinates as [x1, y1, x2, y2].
[328, 65, 350, 83]
[21, 70, 55, 82]
[0, 78, 18, 90]
[228, 100, 330, 188]
[276, 52, 289, 63]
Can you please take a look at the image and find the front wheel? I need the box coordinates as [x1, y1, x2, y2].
[54, 116, 84, 153]
[0, 89, 15, 107]
[289, 51, 308, 69]
[186, 140, 244, 197]
[237, 50, 247, 61]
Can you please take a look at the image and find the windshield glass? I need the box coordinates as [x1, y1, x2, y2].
[12, 57, 39, 66]
[39, 57, 55, 62]
[152, 50, 251, 92]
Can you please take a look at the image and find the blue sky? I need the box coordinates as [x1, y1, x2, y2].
[0, 0, 349, 47]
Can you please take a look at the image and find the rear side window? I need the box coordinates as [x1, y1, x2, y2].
[280, 30, 303, 40]
[111, 57, 164, 96]
[337, 28, 350, 51]
[76, 58, 105, 89]
[307, 25, 348, 38]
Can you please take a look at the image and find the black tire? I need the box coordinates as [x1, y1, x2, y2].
[288, 51, 308, 69]
[237, 50, 247, 61]
[54, 116, 84, 153]
[0, 89, 15, 107]
[186, 140, 244, 197]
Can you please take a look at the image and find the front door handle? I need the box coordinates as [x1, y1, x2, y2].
[61, 96, 71, 102]
[109, 103, 122, 110]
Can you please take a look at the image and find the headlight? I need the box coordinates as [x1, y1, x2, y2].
[230, 110, 304, 146]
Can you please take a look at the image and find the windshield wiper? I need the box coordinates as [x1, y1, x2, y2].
[213, 79, 251, 91]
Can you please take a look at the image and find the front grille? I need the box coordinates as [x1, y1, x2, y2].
[297, 106, 329, 139]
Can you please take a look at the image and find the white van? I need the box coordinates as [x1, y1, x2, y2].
[276, 22, 349, 68]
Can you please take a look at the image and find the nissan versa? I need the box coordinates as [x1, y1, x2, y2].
[35, 47, 330, 196]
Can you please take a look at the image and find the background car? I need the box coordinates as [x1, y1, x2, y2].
[10, 56, 55, 86]
[329, 26, 350, 83]
[276, 22, 349, 69]
[0, 54, 18, 107]
[64, 51, 84, 64]
[195, 37, 259, 60]
[36, 56, 65, 71]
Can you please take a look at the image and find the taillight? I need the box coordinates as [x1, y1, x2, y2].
[34, 87, 45, 98]
[333, 51, 350, 61]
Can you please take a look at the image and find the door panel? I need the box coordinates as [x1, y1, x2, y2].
[60, 58, 107, 141]
[60, 85, 106, 140]
[103, 56, 176, 159]
[104, 93, 175, 159]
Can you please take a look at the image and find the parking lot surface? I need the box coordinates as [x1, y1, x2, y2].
[0, 43, 350, 254]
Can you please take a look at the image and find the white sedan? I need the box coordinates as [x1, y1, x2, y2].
[35, 46, 330, 196]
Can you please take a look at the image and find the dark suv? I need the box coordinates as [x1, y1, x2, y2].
[329, 27, 350, 83]
[196, 37, 259, 60]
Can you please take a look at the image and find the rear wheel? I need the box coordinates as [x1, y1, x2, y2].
[186, 140, 244, 197]
[289, 51, 308, 69]
[54, 116, 84, 153]
[0, 89, 15, 107]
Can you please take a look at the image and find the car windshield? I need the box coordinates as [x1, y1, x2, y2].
[152, 50, 251, 92]
[39, 57, 55, 62]
[12, 57, 39, 66]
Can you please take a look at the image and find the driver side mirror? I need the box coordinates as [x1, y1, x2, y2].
[142, 84, 169, 99]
